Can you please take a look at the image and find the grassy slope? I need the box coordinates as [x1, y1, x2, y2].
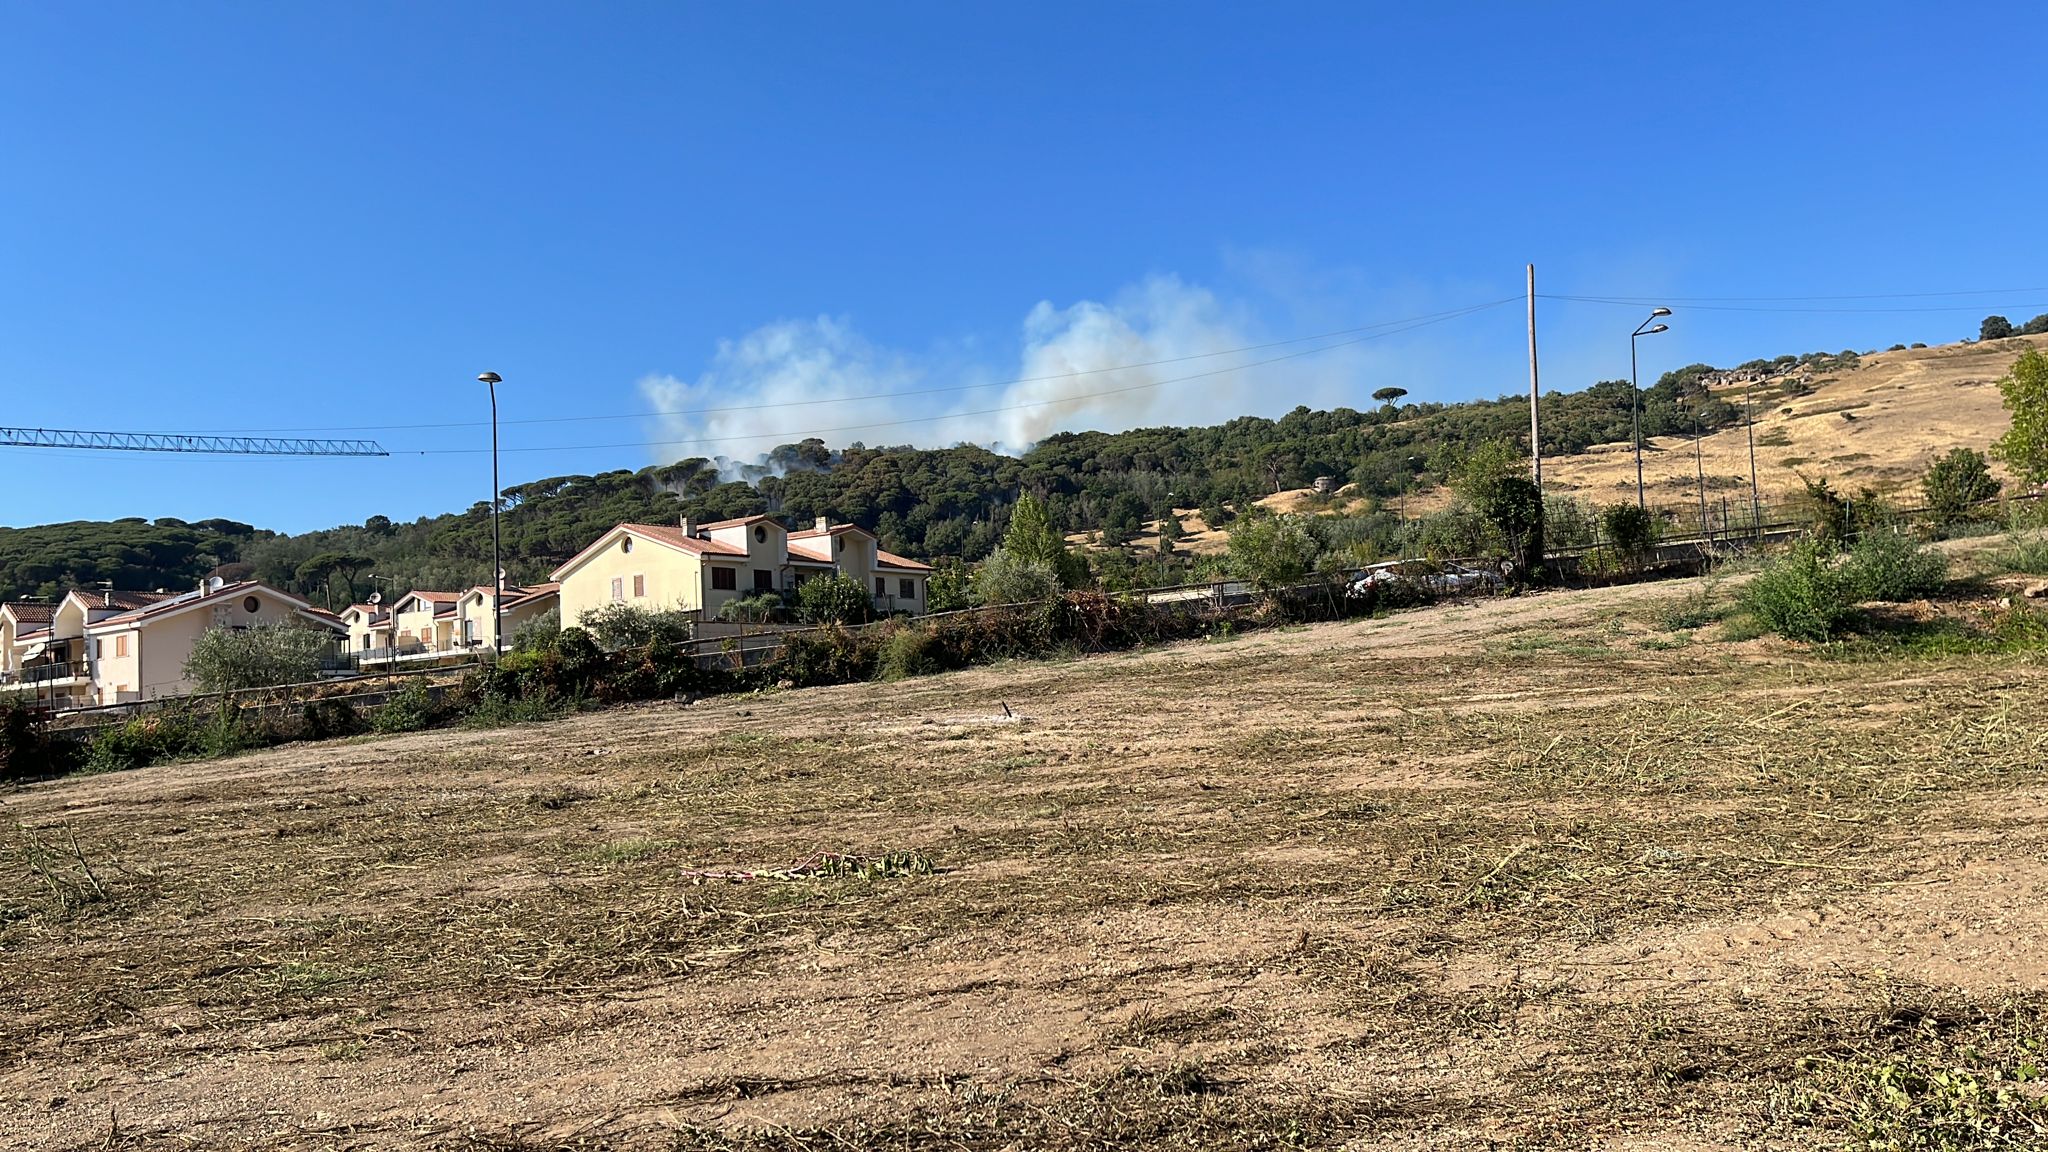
[3, 556, 2046, 1149]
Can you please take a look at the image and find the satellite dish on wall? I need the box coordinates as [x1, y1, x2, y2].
[368, 592, 382, 605]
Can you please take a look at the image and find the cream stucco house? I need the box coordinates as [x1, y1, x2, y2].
[455, 582, 558, 651]
[84, 580, 345, 704]
[3, 590, 178, 708]
[344, 583, 559, 664]
[552, 516, 931, 629]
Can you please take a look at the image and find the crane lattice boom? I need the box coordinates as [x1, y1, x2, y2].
[0, 427, 387, 457]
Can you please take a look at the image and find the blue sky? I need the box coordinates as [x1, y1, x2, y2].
[3, 2, 2043, 532]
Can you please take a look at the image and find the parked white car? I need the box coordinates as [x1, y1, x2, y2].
[1348, 559, 1504, 598]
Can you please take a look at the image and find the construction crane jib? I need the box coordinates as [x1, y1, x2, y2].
[0, 427, 387, 457]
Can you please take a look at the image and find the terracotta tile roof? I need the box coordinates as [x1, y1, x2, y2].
[785, 523, 868, 540]
[875, 549, 933, 572]
[3, 602, 55, 624]
[407, 590, 463, 603]
[92, 581, 321, 628]
[699, 515, 777, 530]
[63, 589, 179, 613]
[620, 523, 747, 556]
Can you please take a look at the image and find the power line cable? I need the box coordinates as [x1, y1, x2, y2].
[165, 298, 1521, 436]
[1541, 293, 2048, 314]
[398, 299, 1517, 457]
[1550, 287, 2047, 302]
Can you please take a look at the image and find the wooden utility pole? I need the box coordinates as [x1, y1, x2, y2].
[1526, 263, 1541, 488]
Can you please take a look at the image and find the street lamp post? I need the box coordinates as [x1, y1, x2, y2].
[1745, 379, 1761, 534]
[477, 372, 503, 655]
[1629, 309, 1673, 511]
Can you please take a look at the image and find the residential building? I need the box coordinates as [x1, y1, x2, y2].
[552, 515, 931, 629]
[339, 602, 394, 656]
[455, 582, 559, 651]
[84, 580, 345, 705]
[386, 590, 462, 655]
[3, 590, 179, 708]
[346, 583, 560, 665]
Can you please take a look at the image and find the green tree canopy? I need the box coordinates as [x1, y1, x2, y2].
[183, 624, 330, 693]
[1992, 348, 2048, 486]
[1921, 448, 2001, 526]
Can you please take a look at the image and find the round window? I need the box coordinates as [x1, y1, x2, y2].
[755, 525, 767, 543]
[622, 537, 634, 553]
[242, 596, 261, 614]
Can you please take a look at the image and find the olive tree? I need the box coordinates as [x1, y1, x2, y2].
[183, 624, 331, 693]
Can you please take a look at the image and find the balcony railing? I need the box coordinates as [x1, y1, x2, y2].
[3, 661, 90, 686]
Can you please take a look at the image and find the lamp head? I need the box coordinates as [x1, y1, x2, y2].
[1650, 307, 1672, 318]
[1646, 324, 1669, 334]
[477, 371, 502, 385]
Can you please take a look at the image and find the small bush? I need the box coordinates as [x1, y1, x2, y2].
[1600, 504, 1658, 570]
[371, 678, 442, 734]
[578, 603, 693, 651]
[796, 574, 872, 625]
[877, 624, 943, 681]
[510, 607, 561, 653]
[0, 703, 75, 781]
[1741, 540, 1860, 641]
[715, 593, 784, 624]
[83, 703, 255, 774]
[972, 548, 1061, 606]
[1921, 448, 2001, 531]
[1848, 529, 1948, 602]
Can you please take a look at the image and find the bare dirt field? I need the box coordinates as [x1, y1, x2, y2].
[4, 569, 2047, 1149]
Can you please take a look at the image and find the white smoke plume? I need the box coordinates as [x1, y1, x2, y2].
[640, 275, 1372, 472]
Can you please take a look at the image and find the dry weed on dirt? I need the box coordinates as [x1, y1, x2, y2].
[3, 577, 2045, 1150]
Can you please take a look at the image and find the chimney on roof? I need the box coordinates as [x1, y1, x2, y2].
[680, 515, 696, 537]
[815, 516, 829, 533]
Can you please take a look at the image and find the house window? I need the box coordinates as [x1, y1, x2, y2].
[610, 577, 624, 602]
[114, 635, 128, 658]
[875, 577, 886, 596]
[361, 635, 372, 651]
[243, 596, 261, 614]
[633, 574, 646, 598]
[622, 538, 634, 553]
[900, 578, 916, 599]
[712, 567, 737, 591]
[754, 525, 767, 543]
[753, 569, 774, 592]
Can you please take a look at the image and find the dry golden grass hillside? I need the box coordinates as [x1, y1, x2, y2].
[1543, 333, 2043, 512]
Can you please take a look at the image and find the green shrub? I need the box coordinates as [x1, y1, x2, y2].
[1921, 448, 2001, 531]
[577, 602, 694, 650]
[83, 703, 255, 773]
[877, 624, 942, 681]
[0, 703, 74, 781]
[796, 574, 872, 625]
[715, 593, 784, 623]
[1741, 540, 1860, 641]
[1848, 529, 1948, 602]
[972, 547, 1061, 606]
[773, 626, 878, 686]
[372, 678, 441, 734]
[1600, 503, 1658, 570]
[510, 607, 561, 653]
[1226, 512, 1320, 589]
